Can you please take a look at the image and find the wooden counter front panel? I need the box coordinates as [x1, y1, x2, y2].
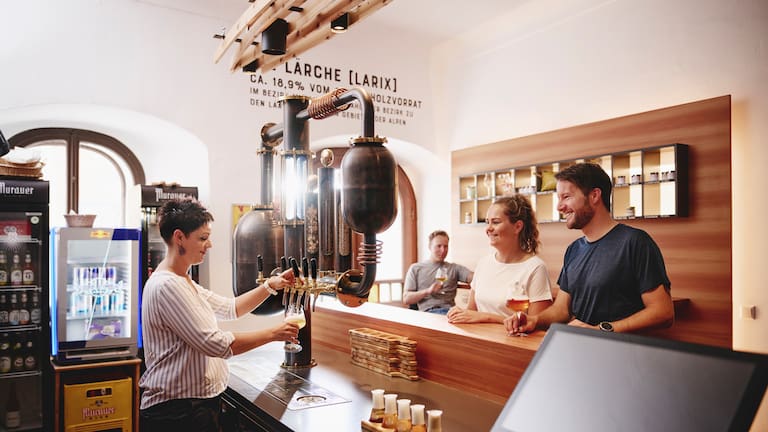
[312, 303, 541, 403]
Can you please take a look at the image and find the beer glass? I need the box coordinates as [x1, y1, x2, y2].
[283, 302, 305, 353]
[435, 265, 447, 294]
[505, 281, 529, 336]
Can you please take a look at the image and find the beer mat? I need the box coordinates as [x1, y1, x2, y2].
[361, 420, 396, 431]
[228, 362, 350, 410]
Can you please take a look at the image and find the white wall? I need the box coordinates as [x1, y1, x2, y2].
[432, 0, 768, 427]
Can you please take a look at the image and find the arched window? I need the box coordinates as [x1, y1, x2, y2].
[9, 128, 145, 228]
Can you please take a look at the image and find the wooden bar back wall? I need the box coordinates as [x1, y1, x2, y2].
[450, 95, 732, 348]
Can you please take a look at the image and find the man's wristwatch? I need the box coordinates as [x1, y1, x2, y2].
[598, 321, 614, 332]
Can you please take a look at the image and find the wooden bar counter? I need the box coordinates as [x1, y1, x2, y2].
[225, 342, 505, 431]
[224, 299, 545, 430]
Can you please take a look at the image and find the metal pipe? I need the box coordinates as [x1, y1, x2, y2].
[299, 87, 375, 137]
[317, 150, 336, 272]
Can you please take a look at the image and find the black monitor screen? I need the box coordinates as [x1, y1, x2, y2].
[492, 324, 768, 432]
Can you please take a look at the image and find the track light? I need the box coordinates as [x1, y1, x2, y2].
[331, 13, 349, 34]
[262, 18, 288, 55]
[242, 59, 259, 74]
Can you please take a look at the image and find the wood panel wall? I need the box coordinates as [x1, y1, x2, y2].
[450, 95, 732, 348]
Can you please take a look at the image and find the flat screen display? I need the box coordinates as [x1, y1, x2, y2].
[492, 324, 768, 432]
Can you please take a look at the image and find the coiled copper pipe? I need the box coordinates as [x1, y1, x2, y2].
[357, 238, 382, 265]
[307, 88, 351, 119]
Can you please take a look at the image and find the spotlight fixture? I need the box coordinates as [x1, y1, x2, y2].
[242, 59, 259, 73]
[331, 13, 349, 34]
[262, 18, 288, 55]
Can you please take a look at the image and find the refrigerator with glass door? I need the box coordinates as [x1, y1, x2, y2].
[0, 178, 49, 430]
[49, 227, 141, 365]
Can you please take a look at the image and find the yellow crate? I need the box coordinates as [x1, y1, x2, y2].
[63, 377, 132, 432]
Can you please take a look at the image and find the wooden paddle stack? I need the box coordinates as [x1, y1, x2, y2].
[349, 328, 418, 381]
[0, 158, 43, 179]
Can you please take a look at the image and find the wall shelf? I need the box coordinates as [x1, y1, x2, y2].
[458, 144, 688, 224]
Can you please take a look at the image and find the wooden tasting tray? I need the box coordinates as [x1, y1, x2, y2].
[349, 328, 419, 380]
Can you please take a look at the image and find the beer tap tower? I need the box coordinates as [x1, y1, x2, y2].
[235, 87, 398, 368]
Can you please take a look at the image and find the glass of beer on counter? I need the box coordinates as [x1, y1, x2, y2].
[283, 303, 305, 353]
[505, 281, 529, 337]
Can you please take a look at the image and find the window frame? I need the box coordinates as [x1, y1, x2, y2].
[9, 127, 146, 215]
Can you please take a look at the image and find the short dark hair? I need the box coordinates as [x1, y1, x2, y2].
[428, 230, 449, 244]
[492, 194, 540, 254]
[157, 198, 214, 243]
[555, 163, 612, 211]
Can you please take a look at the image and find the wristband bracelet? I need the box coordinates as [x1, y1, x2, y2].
[263, 280, 278, 295]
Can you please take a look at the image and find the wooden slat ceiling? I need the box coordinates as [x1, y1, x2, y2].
[214, 0, 394, 74]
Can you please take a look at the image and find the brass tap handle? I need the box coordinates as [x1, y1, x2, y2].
[290, 257, 300, 281]
[287, 257, 301, 307]
[256, 254, 265, 284]
[310, 258, 318, 281]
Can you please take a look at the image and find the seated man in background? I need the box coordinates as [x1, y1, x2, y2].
[507, 162, 674, 335]
[403, 230, 473, 314]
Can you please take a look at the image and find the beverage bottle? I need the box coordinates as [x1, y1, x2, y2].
[0, 251, 9, 286]
[10, 334, 23, 372]
[29, 291, 41, 325]
[9, 253, 22, 285]
[382, 393, 398, 429]
[368, 388, 385, 423]
[426, 409, 443, 432]
[4, 380, 20, 428]
[0, 294, 9, 327]
[7, 294, 19, 326]
[0, 334, 11, 373]
[23, 335, 36, 371]
[22, 253, 34, 285]
[396, 399, 412, 432]
[17, 292, 29, 326]
[410, 404, 426, 432]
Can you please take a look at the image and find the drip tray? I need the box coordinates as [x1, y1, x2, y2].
[229, 360, 349, 410]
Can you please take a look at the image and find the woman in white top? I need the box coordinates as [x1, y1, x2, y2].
[447, 194, 553, 326]
[139, 198, 299, 431]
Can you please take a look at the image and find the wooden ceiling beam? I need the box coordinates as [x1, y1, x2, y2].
[228, 0, 310, 69]
[257, 0, 392, 73]
[213, 0, 273, 64]
[215, 0, 394, 74]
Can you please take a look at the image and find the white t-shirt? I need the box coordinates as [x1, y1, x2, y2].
[472, 253, 553, 317]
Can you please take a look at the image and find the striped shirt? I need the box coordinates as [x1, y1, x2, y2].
[139, 270, 236, 410]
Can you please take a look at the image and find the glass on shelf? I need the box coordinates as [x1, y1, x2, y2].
[482, 173, 492, 197]
[465, 185, 476, 200]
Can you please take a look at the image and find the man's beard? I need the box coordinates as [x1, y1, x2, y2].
[567, 199, 596, 230]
